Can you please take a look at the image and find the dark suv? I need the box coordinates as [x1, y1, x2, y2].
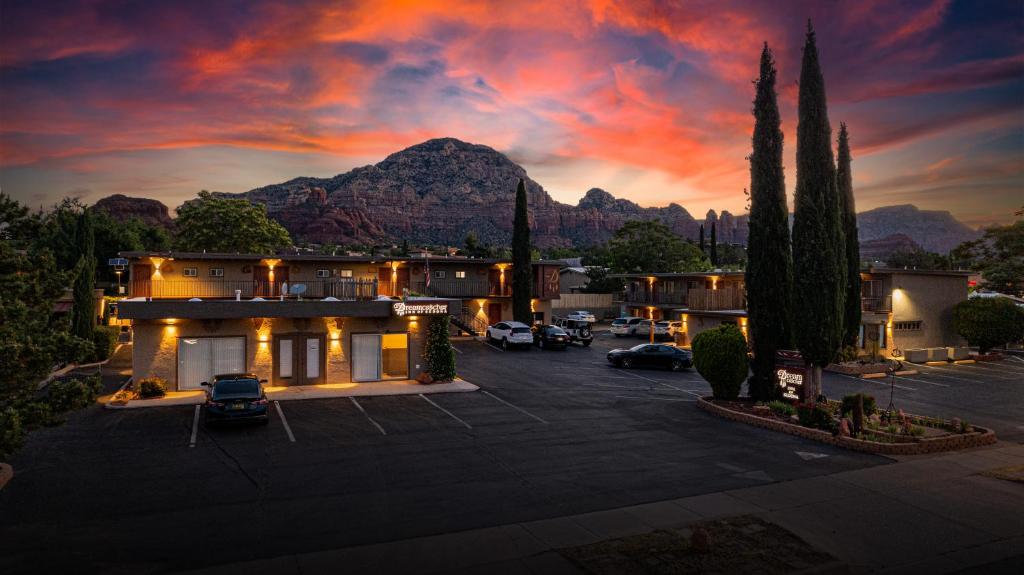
[554, 317, 594, 347]
[533, 325, 570, 350]
[202, 373, 269, 424]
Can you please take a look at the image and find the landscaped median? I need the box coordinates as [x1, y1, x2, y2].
[697, 396, 997, 456]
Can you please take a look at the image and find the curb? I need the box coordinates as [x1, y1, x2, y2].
[103, 377, 134, 409]
[0, 463, 12, 492]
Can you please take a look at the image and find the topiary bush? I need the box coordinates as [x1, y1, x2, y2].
[692, 324, 749, 400]
[91, 326, 119, 362]
[422, 315, 457, 382]
[796, 403, 834, 431]
[137, 377, 167, 398]
[840, 393, 876, 418]
[953, 297, 1024, 352]
[0, 407, 25, 459]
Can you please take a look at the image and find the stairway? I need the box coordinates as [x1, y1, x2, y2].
[451, 310, 487, 336]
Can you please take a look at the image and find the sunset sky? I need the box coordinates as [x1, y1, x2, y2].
[1, 0, 1021, 227]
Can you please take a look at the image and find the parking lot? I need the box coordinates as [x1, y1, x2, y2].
[4, 332, 1020, 573]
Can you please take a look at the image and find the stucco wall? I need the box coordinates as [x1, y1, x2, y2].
[890, 272, 967, 350]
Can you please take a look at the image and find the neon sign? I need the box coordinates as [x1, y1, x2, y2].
[392, 302, 448, 316]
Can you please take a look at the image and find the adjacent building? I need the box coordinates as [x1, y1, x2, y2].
[116, 252, 560, 390]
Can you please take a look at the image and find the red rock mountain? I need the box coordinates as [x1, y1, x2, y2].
[93, 193, 173, 228]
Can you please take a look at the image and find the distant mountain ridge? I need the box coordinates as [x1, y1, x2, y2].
[96, 138, 978, 253]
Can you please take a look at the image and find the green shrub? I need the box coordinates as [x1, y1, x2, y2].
[953, 297, 1024, 352]
[0, 407, 25, 459]
[16, 400, 60, 428]
[840, 394, 876, 417]
[91, 326, 119, 362]
[47, 378, 96, 412]
[692, 324, 749, 400]
[138, 377, 167, 399]
[422, 315, 457, 382]
[837, 345, 860, 363]
[767, 400, 795, 417]
[53, 331, 95, 365]
[796, 403, 834, 431]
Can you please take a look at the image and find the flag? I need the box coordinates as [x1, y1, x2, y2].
[424, 252, 431, 289]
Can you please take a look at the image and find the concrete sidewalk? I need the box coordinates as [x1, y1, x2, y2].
[176, 443, 1024, 575]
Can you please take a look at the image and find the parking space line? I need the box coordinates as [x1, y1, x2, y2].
[451, 346, 463, 354]
[349, 397, 386, 436]
[188, 405, 201, 448]
[615, 395, 696, 402]
[832, 371, 916, 391]
[481, 390, 549, 424]
[893, 375, 950, 387]
[916, 362, 1021, 378]
[274, 401, 296, 443]
[1011, 356, 1024, 365]
[420, 394, 472, 429]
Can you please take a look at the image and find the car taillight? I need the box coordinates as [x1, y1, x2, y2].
[251, 399, 268, 406]
[209, 401, 224, 407]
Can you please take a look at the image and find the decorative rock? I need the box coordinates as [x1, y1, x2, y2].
[838, 418, 852, 437]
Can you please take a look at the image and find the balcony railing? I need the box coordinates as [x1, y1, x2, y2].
[686, 288, 745, 311]
[861, 296, 892, 313]
[130, 279, 378, 300]
[616, 290, 687, 305]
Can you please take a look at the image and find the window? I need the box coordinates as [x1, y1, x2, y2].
[893, 320, 922, 331]
[316, 269, 330, 278]
[339, 269, 353, 278]
[183, 267, 198, 277]
[455, 271, 466, 279]
[209, 268, 224, 277]
[434, 270, 446, 279]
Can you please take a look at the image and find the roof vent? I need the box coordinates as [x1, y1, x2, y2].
[188, 298, 202, 302]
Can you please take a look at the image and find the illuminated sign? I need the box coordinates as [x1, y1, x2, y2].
[392, 302, 448, 316]
[775, 349, 805, 401]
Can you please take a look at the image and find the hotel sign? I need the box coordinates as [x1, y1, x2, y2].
[775, 350, 805, 401]
[392, 302, 448, 316]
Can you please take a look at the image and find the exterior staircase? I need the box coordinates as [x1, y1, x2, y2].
[451, 309, 488, 336]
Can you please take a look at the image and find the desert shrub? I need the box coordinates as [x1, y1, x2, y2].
[692, 324, 749, 400]
[138, 377, 167, 399]
[91, 326, 119, 362]
[837, 345, 860, 363]
[15, 400, 59, 428]
[840, 394, 876, 417]
[53, 331, 95, 365]
[953, 298, 1024, 352]
[46, 378, 96, 412]
[0, 407, 25, 459]
[796, 403, 834, 431]
[767, 400, 795, 417]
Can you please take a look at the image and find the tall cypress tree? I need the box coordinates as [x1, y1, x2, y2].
[698, 224, 705, 253]
[511, 178, 533, 324]
[72, 209, 97, 341]
[746, 43, 793, 401]
[710, 222, 718, 266]
[837, 123, 861, 347]
[792, 21, 846, 401]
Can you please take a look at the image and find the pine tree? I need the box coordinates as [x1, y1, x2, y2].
[792, 21, 846, 401]
[698, 224, 705, 253]
[746, 43, 794, 401]
[837, 123, 861, 347]
[423, 315, 456, 381]
[710, 222, 718, 266]
[511, 178, 533, 324]
[71, 209, 96, 341]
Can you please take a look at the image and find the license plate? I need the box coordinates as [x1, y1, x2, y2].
[230, 403, 245, 410]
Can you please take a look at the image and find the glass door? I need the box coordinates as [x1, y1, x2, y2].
[352, 334, 382, 382]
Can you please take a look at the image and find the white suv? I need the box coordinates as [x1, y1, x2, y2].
[566, 310, 597, 323]
[486, 321, 535, 350]
[609, 316, 643, 337]
[653, 320, 683, 339]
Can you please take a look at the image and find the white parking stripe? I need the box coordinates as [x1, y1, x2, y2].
[451, 346, 463, 354]
[420, 394, 472, 429]
[831, 371, 917, 391]
[481, 390, 549, 424]
[917, 362, 1022, 378]
[189, 405, 201, 447]
[615, 395, 696, 402]
[349, 397, 386, 436]
[900, 368, 996, 385]
[274, 401, 296, 443]
[1011, 356, 1024, 365]
[893, 375, 950, 387]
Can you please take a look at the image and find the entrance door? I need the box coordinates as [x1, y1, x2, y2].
[352, 334, 381, 381]
[255, 266, 290, 297]
[177, 337, 245, 390]
[487, 303, 503, 326]
[396, 267, 410, 294]
[274, 334, 325, 386]
[132, 264, 152, 297]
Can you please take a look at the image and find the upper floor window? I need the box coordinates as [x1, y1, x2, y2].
[434, 270, 446, 279]
[209, 268, 224, 277]
[316, 269, 330, 278]
[339, 269, 353, 278]
[455, 271, 466, 279]
[183, 267, 198, 277]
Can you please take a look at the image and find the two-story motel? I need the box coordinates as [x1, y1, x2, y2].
[613, 267, 969, 354]
[116, 252, 561, 390]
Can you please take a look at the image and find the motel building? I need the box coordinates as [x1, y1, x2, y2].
[612, 267, 969, 355]
[115, 251, 561, 391]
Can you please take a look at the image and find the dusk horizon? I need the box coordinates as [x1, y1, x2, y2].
[2, 0, 1022, 229]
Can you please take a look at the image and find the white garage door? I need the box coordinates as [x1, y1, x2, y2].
[177, 337, 246, 390]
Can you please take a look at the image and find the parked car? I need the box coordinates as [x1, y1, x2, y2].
[652, 320, 683, 340]
[486, 321, 535, 350]
[202, 373, 269, 424]
[634, 319, 656, 338]
[554, 317, 594, 346]
[533, 325, 570, 350]
[565, 310, 597, 323]
[606, 344, 693, 371]
[609, 316, 644, 337]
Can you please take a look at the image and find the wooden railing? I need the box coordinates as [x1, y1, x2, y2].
[616, 290, 687, 305]
[861, 296, 892, 313]
[410, 279, 511, 298]
[686, 288, 745, 311]
[130, 279, 377, 300]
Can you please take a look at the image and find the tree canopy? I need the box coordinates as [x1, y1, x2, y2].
[511, 179, 533, 323]
[607, 220, 709, 274]
[952, 218, 1023, 296]
[174, 191, 291, 254]
[953, 297, 1024, 352]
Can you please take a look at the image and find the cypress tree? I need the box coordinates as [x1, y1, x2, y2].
[710, 222, 718, 266]
[71, 209, 97, 341]
[423, 315, 456, 381]
[792, 21, 846, 401]
[746, 43, 793, 401]
[511, 178, 533, 324]
[698, 224, 705, 253]
[837, 123, 861, 347]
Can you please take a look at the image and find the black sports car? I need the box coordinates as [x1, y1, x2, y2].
[607, 344, 693, 371]
[533, 325, 570, 350]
